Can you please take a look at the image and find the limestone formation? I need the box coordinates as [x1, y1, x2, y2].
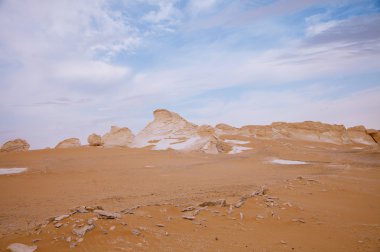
[132, 109, 227, 154]
[1, 139, 30, 152]
[366, 129, 380, 144]
[215, 123, 240, 136]
[87, 133, 102, 146]
[270, 121, 351, 144]
[102, 126, 134, 147]
[239, 125, 273, 138]
[55, 138, 81, 149]
[347, 126, 376, 145]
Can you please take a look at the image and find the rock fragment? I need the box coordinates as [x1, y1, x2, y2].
[55, 214, 71, 221]
[131, 229, 141, 236]
[72, 225, 95, 237]
[199, 199, 226, 207]
[54, 223, 63, 228]
[7, 243, 37, 252]
[181, 206, 195, 212]
[94, 210, 121, 219]
[182, 215, 196, 220]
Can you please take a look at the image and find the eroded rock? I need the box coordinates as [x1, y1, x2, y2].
[87, 133, 102, 146]
[1, 139, 30, 152]
[55, 138, 81, 149]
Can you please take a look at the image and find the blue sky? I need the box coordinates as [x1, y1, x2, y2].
[0, 0, 380, 149]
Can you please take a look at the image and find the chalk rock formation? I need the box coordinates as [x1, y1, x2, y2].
[133, 109, 197, 149]
[132, 109, 229, 154]
[55, 138, 81, 149]
[87, 133, 102, 146]
[215, 124, 240, 136]
[239, 125, 273, 139]
[102, 126, 134, 147]
[1, 139, 30, 152]
[347, 126, 376, 145]
[270, 121, 351, 144]
[366, 129, 380, 144]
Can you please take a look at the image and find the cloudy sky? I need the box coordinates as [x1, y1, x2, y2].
[0, 0, 379, 149]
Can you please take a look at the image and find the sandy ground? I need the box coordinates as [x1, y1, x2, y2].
[0, 139, 380, 251]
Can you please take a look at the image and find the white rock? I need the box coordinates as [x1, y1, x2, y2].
[7, 243, 37, 252]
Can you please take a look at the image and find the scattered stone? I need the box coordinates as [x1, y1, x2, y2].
[280, 240, 287, 244]
[235, 201, 245, 208]
[66, 236, 72, 242]
[240, 212, 244, 220]
[252, 186, 268, 196]
[55, 214, 71, 221]
[256, 215, 264, 220]
[292, 218, 306, 223]
[132, 229, 141, 236]
[121, 205, 140, 214]
[7, 243, 37, 252]
[109, 226, 116, 231]
[94, 210, 121, 219]
[156, 224, 165, 227]
[199, 199, 227, 207]
[193, 209, 201, 216]
[165, 232, 169, 236]
[54, 223, 63, 228]
[182, 215, 196, 220]
[181, 206, 195, 212]
[227, 205, 233, 214]
[75, 206, 89, 213]
[70, 242, 77, 249]
[215, 237, 219, 241]
[31, 239, 41, 243]
[72, 225, 95, 237]
[77, 238, 84, 243]
[283, 202, 293, 207]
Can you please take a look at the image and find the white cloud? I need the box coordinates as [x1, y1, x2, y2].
[53, 61, 130, 85]
[142, 0, 179, 23]
[188, 0, 218, 14]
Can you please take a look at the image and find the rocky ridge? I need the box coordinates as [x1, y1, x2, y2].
[1, 109, 379, 153]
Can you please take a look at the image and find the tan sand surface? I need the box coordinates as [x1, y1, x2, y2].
[0, 139, 380, 251]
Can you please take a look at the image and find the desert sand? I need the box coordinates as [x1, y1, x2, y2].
[1, 110, 380, 251]
[1, 137, 380, 251]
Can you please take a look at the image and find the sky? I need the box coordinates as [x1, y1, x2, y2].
[0, 0, 380, 149]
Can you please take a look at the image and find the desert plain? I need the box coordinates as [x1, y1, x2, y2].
[0, 110, 380, 252]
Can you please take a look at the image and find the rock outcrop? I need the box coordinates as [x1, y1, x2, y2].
[132, 109, 230, 154]
[347, 126, 377, 145]
[87, 133, 102, 146]
[239, 125, 273, 139]
[215, 124, 240, 136]
[1, 139, 30, 152]
[55, 138, 81, 149]
[270, 121, 351, 144]
[366, 129, 380, 144]
[102, 126, 134, 147]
